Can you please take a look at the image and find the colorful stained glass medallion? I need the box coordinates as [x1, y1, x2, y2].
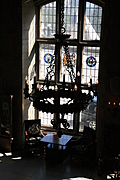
[44, 53, 53, 64]
[86, 56, 96, 67]
[63, 53, 76, 67]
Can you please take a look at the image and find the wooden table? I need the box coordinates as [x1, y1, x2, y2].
[40, 132, 73, 161]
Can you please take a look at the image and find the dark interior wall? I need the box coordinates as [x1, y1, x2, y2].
[0, 0, 22, 150]
[97, 0, 120, 155]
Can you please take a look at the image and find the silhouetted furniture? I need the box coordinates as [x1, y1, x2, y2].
[0, 95, 13, 152]
[98, 124, 120, 179]
[40, 132, 73, 162]
[98, 153, 120, 179]
[70, 126, 96, 165]
[24, 119, 44, 155]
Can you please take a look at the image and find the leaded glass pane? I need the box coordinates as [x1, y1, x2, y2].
[60, 46, 77, 83]
[40, 111, 54, 127]
[64, 0, 79, 39]
[80, 97, 97, 131]
[60, 111, 73, 130]
[40, 2, 56, 38]
[39, 44, 55, 80]
[84, 2, 102, 40]
[82, 46, 100, 84]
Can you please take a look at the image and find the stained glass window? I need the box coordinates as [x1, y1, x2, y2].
[82, 46, 100, 84]
[39, 44, 55, 80]
[60, 46, 77, 83]
[37, 0, 103, 132]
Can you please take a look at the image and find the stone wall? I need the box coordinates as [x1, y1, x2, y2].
[22, 0, 36, 120]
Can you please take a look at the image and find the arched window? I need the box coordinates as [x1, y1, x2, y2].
[35, 0, 104, 132]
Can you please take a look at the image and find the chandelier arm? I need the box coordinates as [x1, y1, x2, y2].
[45, 98, 54, 105]
[67, 99, 74, 104]
[29, 95, 34, 102]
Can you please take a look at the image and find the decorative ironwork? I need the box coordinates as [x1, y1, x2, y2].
[24, 1, 98, 137]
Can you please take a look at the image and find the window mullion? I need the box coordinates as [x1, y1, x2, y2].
[56, 0, 60, 34]
[78, 0, 86, 42]
[35, 5, 40, 82]
[55, 0, 62, 83]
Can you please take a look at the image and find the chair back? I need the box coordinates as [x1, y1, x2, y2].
[24, 119, 41, 137]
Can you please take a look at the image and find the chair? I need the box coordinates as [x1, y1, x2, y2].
[24, 119, 44, 155]
[70, 126, 96, 165]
